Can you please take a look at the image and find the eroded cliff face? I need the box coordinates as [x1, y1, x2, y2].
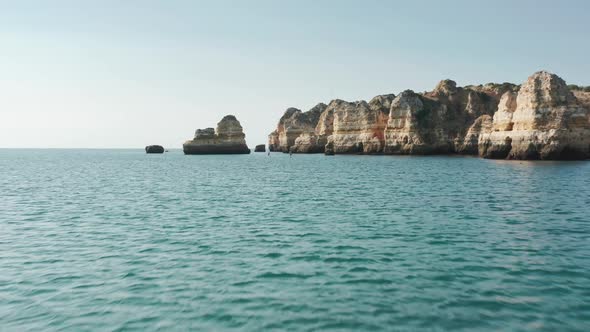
[328, 95, 394, 154]
[572, 89, 590, 110]
[270, 104, 326, 153]
[267, 71, 590, 160]
[479, 71, 590, 160]
[268, 130, 280, 152]
[383, 81, 514, 154]
[383, 90, 433, 154]
[272, 94, 395, 154]
[183, 115, 250, 154]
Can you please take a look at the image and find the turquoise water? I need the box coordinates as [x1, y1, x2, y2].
[1, 149, 589, 331]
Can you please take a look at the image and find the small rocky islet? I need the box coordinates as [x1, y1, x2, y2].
[268, 71, 590, 160]
[145, 145, 164, 154]
[183, 115, 250, 154]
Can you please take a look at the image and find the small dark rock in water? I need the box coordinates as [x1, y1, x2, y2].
[254, 144, 266, 152]
[145, 145, 165, 154]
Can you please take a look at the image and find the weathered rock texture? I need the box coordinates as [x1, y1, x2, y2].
[145, 145, 164, 154]
[268, 71, 590, 160]
[329, 95, 395, 154]
[479, 71, 590, 159]
[572, 89, 590, 110]
[183, 115, 250, 154]
[268, 104, 327, 153]
[384, 80, 518, 155]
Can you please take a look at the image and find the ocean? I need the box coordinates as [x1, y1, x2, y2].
[1, 149, 589, 331]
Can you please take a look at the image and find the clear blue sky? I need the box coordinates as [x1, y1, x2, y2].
[1, 0, 589, 148]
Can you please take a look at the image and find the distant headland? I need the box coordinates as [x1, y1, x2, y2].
[268, 71, 590, 160]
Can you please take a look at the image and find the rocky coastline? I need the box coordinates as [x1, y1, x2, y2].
[268, 71, 590, 160]
[183, 115, 251, 154]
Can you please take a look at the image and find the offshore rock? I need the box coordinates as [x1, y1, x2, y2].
[479, 71, 590, 160]
[145, 145, 164, 154]
[183, 115, 251, 154]
[254, 144, 266, 152]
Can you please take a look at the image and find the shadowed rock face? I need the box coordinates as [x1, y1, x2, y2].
[383, 90, 441, 154]
[254, 144, 266, 152]
[458, 115, 493, 155]
[383, 82, 513, 155]
[269, 104, 327, 153]
[145, 145, 164, 154]
[268, 131, 280, 151]
[288, 103, 329, 153]
[267, 71, 589, 160]
[183, 115, 250, 154]
[479, 71, 590, 160]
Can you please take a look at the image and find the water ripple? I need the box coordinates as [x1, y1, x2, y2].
[0, 149, 589, 331]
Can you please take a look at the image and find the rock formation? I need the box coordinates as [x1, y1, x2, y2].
[382, 81, 516, 155]
[268, 71, 590, 160]
[329, 95, 395, 154]
[145, 145, 164, 154]
[254, 144, 266, 152]
[268, 130, 280, 152]
[269, 96, 395, 154]
[269, 103, 327, 152]
[479, 71, 590, 159]
[183, 115, 251, 154]
[572, 89, 590, 110]
[269, 103, 327, 153]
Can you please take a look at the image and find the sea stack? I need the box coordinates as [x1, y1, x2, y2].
[267, 71, 590, 160]
[145, 145, 164, 154]
[254, 144, 266, 152]
[183, 115, 251, 154]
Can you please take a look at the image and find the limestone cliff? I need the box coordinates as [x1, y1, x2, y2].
[328, 95, 394, 154]
[273, 94, 395, 154]
[383, 80, 514, 154]
[479, 71, 590, 160]
[572, 89, 590, 112]
[269, 104, 326, 153]
[267, 71, 590, 160]
[183, 115, 250, 154]
[268, 130, 280, 152]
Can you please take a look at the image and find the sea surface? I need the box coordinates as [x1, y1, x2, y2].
[1, 149, 589, 331]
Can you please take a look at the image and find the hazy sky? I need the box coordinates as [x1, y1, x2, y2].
[1, 0, 589, 148]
